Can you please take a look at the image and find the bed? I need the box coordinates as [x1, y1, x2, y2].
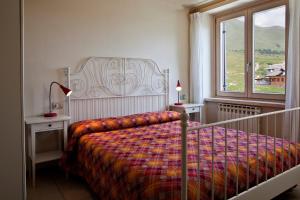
[61, 111, 300, 200]
[62, 57, 300, 200]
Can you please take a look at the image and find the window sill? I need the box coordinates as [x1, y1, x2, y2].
[205, 97, 285, 109]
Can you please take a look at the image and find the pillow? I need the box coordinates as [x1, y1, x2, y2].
[69, 111, 181, 139]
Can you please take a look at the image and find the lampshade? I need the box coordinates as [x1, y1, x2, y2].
[176, 80, 182, 91]
[59, 84, 72, 96]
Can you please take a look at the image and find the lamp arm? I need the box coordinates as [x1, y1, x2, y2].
[48, 81, 60, 113]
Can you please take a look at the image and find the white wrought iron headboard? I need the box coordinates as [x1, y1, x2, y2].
[64, 57, 169, 123]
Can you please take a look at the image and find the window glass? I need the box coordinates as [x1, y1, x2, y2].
[253, 6, 286, 94]
[220, 16, 245, 92]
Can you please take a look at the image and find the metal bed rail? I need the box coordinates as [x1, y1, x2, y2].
[180, 107, 300, 200]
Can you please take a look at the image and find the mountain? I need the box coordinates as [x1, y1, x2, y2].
[224, 19, 285, 51]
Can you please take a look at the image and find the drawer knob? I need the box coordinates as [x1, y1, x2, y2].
[48, 124, 52, 127]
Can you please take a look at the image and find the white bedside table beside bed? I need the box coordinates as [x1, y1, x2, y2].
[25, 115, 70, 187]
[169, 103, 204, 122]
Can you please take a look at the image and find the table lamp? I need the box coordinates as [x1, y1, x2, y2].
[175, 80, 183, 105]
[44, 81, 72, 117]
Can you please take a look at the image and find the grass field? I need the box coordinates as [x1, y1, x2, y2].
[225, 51, 285, 94]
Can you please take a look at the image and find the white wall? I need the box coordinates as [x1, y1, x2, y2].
[24, 0, 189, 116]
[0, 0, 24, 199]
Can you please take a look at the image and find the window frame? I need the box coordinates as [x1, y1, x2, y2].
[214, 0, 288, 100]
[216, 11, 248, 98]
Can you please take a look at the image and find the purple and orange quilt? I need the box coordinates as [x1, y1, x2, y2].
[61, 111, 300, 200]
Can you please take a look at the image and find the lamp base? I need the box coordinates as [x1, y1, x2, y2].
[174, 102, 183, 105]
[44, 112, 57, 117]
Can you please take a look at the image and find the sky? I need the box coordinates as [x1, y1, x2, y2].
[254, 6, 286, 27]
[234, 5, 286, 28]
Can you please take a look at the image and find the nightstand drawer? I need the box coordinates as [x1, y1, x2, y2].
[185, 106, 200, 114]
[33, 121, 64, 131]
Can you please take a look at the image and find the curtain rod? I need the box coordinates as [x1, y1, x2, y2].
[189, 0, 237, 14]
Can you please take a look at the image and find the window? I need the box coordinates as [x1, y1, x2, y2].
[216, 0, 287, 100]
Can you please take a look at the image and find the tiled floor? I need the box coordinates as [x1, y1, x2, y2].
[273, 186, 300, 200]
[27, 166, 96, 200]
[27, 166, 300, 200]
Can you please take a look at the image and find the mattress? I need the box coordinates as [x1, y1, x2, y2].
[61, 111, 300, 200]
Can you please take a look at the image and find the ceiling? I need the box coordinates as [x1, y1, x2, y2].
[175, 0, 211, 7]
[161, 0, 212, 9]
[161, 0, 256, 11]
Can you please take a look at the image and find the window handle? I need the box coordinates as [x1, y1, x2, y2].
[246, 62, 252, 72]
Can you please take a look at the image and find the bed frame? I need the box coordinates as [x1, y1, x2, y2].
[64, 57, 300, 199]
[180, 107, 300, 200]
[64, 57, 169, 123]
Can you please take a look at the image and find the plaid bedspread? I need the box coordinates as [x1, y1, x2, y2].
[61, 111, 300, 200]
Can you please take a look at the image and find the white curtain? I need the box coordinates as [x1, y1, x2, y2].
[190, 13, 213, 122]
[285, 0, 300, 142]
[286, 0, 300, 108]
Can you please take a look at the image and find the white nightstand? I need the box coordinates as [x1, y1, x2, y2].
[169, 103, 204, 122]
[25, 115, 70, 187]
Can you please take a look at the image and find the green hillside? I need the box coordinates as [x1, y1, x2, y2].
[223, 19, 285, 94]
[225, 20, 285, 51]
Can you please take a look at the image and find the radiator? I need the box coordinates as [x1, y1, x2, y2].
[218, 103, 261, 133]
